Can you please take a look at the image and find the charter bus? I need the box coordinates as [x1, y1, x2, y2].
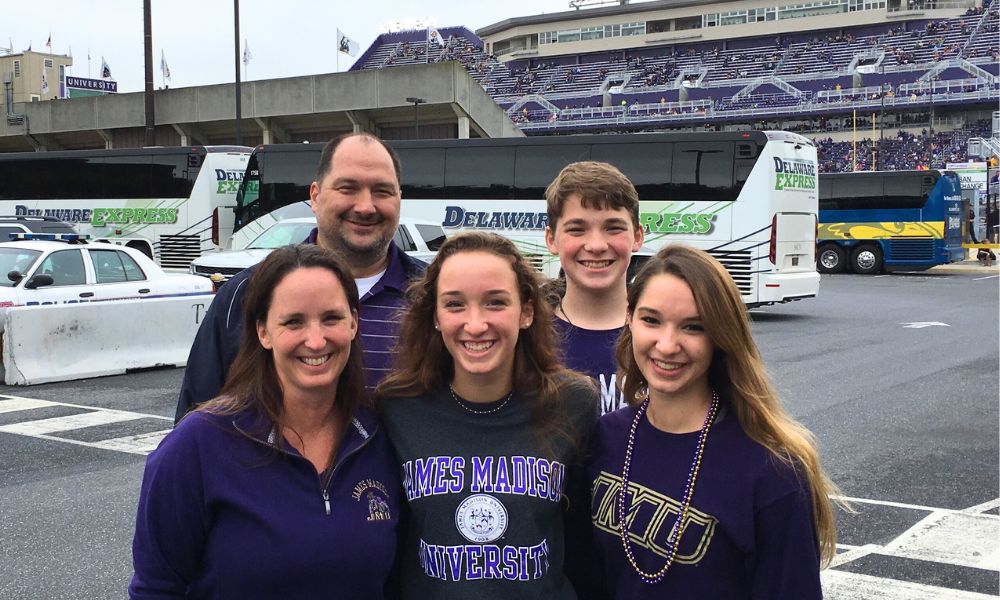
[817, 170, 964, 274]
[0, 146, 251, 269]
[234, 132, 820, 307]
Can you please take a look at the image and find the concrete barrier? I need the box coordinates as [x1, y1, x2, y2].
[1, 295, 214, 385]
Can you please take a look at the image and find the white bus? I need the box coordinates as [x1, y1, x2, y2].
[235, 132, 819, 307]
[0, 146, 251, 269]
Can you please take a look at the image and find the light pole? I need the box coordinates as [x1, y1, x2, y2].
[406, 96, 425, 139]
[234, 0, 242, 146]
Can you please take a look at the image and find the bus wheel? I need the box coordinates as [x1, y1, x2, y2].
[851, 244, 882, 274]
[817, 245, 846, 274]
[127, 241, 154, 259]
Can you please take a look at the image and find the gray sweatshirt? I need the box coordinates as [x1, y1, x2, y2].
[379, 383, 600, 600]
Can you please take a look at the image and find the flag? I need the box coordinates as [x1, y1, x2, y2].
[336, 29, 359, 57]
[242, 40, 252, 66]
[45, 34, 51, 50]
[160, 49, 171, 81]
[41, 63, 49, 94]
[101, 57, 111, 79]
[427, 27, 445, 48]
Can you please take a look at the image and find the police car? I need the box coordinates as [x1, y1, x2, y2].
[0, 233, 212, 328]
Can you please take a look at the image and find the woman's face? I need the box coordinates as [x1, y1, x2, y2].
[628, 273, 714, 404]
[257, 266, 358, 404]
[434, 251, 533, 389]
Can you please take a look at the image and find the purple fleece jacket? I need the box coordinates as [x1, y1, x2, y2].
[130, 406, 402, 599]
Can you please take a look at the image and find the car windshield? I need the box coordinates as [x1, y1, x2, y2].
[0, 247, 42, 287]
[247, 222, 316, 249]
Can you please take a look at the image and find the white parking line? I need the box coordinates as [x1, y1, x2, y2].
[0, 397, 53, 414]
[833, 494, 1000, 516]
[90, 430, 171, 454]
[0, 410, 140, 435]
[0, 394, 172, 455]
[881, 511, 1000, 571]
[823, 570, 999, 600]
[963, 498, 1000, 514]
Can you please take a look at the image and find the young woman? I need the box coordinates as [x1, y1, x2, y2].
[130, 245, 403, 599]
[377, 232, 601, 599]
[587, 244, 838, 599]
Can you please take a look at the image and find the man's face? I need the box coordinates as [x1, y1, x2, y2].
[309, 137, 401, 266]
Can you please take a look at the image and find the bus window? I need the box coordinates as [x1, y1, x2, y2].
[398, 147, 445, 199]
[883, 173, 925, 209]
[513, 145, 590, 198]
[671, 142, 735, 202]
[590, 143, 672, 200]
[261, 151, 315, 211]
[103, 155, 154, 199]
[445, 146, 515, 200]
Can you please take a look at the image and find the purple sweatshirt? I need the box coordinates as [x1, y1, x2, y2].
[586, 404, 822, 600]
[554, 319, 625, 415]
[130, 407, 402, 599]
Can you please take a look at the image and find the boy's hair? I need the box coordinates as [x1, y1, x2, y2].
[544, 161, 640, 230]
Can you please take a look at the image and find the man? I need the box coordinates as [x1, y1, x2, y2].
[175, 133, 424, 423]
[544, 161, 644, 415]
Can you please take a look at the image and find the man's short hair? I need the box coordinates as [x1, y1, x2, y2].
[544, 161, 640, 230]
[315, 132, 401, 186]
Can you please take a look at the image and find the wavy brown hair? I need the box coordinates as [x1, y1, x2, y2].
[377, 232, 591, 451]
[615, 243, 839, 566]
[197, 245, 368, 444]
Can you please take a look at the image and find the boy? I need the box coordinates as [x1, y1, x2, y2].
[545, 161, 644, 415]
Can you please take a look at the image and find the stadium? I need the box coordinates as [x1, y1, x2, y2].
[349, 0, 999, 172]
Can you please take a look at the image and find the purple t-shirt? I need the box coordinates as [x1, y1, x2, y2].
[554, 318, 625, 415]
[586, 404, 822, 599]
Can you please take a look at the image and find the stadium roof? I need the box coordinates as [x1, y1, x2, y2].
[477, 0, 726, 36]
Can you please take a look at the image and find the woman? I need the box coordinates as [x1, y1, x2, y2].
[377, 232, 600, 599]
[587, 244, 838, 599]
[130, 245, 402, 599]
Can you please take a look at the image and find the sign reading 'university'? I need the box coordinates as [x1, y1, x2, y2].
[65, 76, 117, 93]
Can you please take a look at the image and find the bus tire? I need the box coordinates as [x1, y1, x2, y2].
[851, 244, 882, 274]
[817, 244, 846, 274]
[126, 241, 154, 259]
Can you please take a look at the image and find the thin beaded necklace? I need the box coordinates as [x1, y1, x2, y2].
[618, 388, 720, 585]
[449, 385, 513, 415]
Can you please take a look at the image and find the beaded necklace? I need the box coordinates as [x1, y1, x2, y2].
[449, 385, 513, 415]
[618, 388, 720, 585]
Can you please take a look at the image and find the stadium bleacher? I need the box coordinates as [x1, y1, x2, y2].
[352, 3, 999, 171]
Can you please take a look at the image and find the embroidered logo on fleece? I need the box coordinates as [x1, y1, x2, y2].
[455, 493, 509, 543]
[352, 479, 392, 522]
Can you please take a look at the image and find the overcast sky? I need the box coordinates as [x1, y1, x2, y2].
[8, 0, 580, 93]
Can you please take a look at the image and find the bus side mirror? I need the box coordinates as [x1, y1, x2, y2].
[24, 274, 54, 289]
[7, 270, 23, 284]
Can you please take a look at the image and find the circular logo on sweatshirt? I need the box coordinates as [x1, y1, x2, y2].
[455, 494, 508, 543]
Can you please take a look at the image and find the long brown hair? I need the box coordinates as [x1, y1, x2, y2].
[377, 232, 590, 449]
[615, 243, 839, 566]
[197, 245, 368, 440]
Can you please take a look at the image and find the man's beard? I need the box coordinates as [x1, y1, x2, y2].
[320, 225, 389, 268]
